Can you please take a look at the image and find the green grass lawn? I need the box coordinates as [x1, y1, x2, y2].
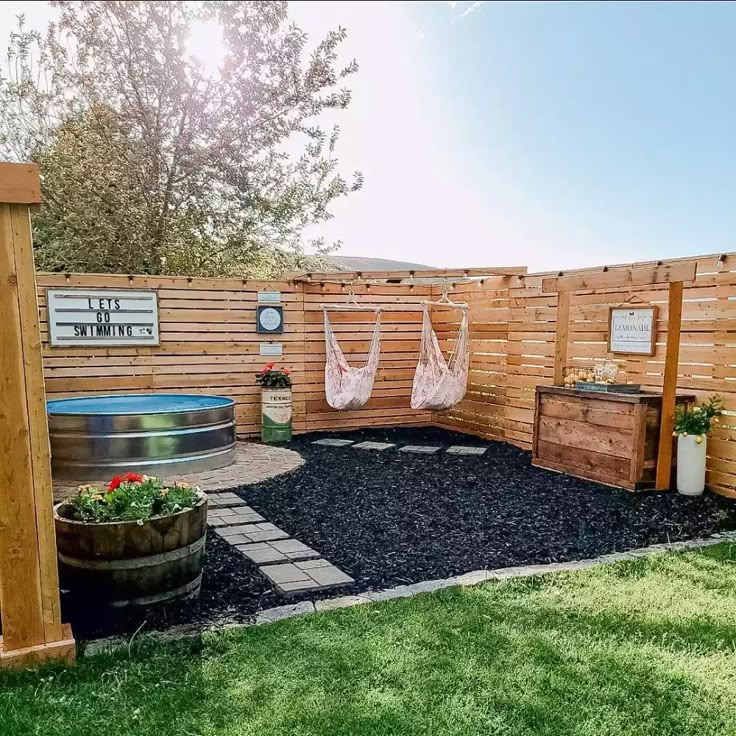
[3, 544, 736, 736]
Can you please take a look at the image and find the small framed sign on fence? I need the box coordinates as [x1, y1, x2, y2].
[47, 288, 160, 347]
[607, 306, 657, 356]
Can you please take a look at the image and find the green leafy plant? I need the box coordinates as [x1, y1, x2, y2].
[61, 472, 200, 523]
[674, 395, 725, 439]
[255, 362, 292, 389]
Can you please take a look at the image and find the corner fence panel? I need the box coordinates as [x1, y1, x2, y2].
[36, 253, 736, 497]
[435, 254, 736, 498]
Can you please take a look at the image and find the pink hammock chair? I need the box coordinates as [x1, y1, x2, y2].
[323, 307, 382, 411]
[410, 303, 469, 411]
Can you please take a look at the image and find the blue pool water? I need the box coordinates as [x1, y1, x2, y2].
[47, 394, 234, 415]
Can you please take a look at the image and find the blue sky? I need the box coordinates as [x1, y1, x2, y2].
[296, 1, 736, 270]
[2, 1, 735, 271]
[413, 1, 736, 268]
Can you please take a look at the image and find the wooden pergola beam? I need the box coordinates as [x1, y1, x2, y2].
[288, 266, 528, 282]
[542, 262, 696, 293]
[0, 162, 75, 669]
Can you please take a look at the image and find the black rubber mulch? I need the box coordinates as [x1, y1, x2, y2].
[238, 427, 736, 591]
[64, 426, 736, 640]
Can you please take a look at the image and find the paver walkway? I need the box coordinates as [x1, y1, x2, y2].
[53, 441, 303, 501]
[208, 490, 354, 597]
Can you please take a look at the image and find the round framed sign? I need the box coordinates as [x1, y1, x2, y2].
[257, 305, 284, 334]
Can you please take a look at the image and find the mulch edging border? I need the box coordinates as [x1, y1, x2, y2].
[83, 530, 736, 657]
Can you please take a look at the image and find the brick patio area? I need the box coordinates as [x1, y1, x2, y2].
[53, 441, 304, 501]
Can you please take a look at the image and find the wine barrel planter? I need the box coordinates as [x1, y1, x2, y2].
[54, 494, 208, 609]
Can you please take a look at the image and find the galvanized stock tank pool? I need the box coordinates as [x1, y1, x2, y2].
[47, 394, 236, 480]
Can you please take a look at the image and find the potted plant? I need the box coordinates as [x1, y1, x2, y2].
[673, 395, 724, 496]
[54, 473, 207, 609]
[256, 362, 293, 443]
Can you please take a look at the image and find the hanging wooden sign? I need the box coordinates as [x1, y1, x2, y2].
[607, 306, 657, 356]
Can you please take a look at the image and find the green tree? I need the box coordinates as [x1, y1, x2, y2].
[0, 1, 362, 276]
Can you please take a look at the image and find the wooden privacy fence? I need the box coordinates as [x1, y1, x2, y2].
[37, 250, 736, 497]
[36, 274, 438, 435]
[435, 252, 736, 498]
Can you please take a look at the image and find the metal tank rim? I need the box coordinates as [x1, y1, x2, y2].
[47, 393, 235, 415]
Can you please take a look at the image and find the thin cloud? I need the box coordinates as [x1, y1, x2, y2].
[460, 1, 485, 18]
[449, 1, 486, 23]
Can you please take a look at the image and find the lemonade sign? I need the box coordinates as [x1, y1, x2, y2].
[608, 306, 657, 356]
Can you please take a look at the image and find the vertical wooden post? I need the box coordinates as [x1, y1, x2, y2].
[0, 163, 75, 670]
[655, 281, 684, 490]
[553, 290, 571, 386]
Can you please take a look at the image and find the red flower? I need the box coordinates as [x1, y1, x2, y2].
[283, 368, 291, 375]
[108, 472, 143, 492]
[261, 366, 269, 374]
[266, 361, 275, 369]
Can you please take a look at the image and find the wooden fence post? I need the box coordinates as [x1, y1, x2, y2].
[655, 281, 684, 490]
[553, 290, 571, 386]
[0, 162, 75, 669]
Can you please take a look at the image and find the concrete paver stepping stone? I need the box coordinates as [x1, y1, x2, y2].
[206, 491, 248, 508]
[312, 438, 355, 447]
[353, 441, 395, 451]
[399, 445, 441, 454]
[235, 539, 321, 564]
[269, 539, 322, 559]
[214, 523, 289, 543]
[446, 446, 487, 456]
[208, 506, 265, 526]
[259, 560, 355, 596]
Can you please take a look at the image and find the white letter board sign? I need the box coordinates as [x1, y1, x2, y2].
[47, 288, 160, 347]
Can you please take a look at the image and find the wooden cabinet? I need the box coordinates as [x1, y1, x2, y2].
[532, 386, 695, 491]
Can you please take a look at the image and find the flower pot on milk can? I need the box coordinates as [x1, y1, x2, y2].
[256, 363, 293, 443]
[673, 395, 724, 496]
[261, 387, 293, 443]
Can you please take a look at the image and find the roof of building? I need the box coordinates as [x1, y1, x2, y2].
[320, 256, 435, 272]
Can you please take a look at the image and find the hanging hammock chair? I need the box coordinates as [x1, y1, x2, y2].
[323, 308, 382, 411]
[411, 304, 469, 411]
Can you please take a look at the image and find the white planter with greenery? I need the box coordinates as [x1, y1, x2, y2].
[673, 396, 723, 496]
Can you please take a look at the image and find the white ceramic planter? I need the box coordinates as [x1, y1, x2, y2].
[677, 434, 706, 496]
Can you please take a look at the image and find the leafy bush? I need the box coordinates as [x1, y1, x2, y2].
[255, 362, 292, 388]
[61, 473, 200, 523]
[674, 395, 725, 438]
